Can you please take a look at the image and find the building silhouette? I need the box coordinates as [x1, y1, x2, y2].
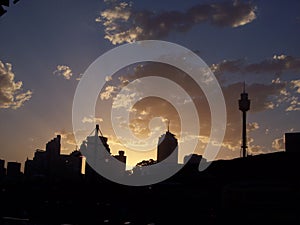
[0, 159, 5, 177]
[83, 125, 127, 181]
[6, 161, 21, 177]
[239, 82, 250, 158]
[157, 126, 178, 164]
[285, 132, 300, 153]
[114, 150, 127, 172]
[24, 135, 83, 181]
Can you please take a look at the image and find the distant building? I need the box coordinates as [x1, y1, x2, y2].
[0, 159, 5, 177]
[7, 161, 21, 177]
[59, 150, 83, 180]
[183, 154, 203, 165]
[83, 125, 128, 181]
[46, 135, 61, 157]
[84, 130, 112, 181]
[157, 127, 178, 164]
[285, 132, 300, 153]
[114, 150, 126, 164]
[24, 158, 34, 177]
[25, 135, 83, 180]
[113, 150, 127, 174]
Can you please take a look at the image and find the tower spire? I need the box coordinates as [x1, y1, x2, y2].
[95, 124, 103, 137]
[239, 82, 251, 158]
[167, 119, 170, 132]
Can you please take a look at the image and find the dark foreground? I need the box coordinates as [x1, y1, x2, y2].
[1, 152, 300, 225]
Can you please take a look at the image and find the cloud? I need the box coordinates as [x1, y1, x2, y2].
[285, 96, 300, 111]
[0, 60, 32, 109]
[291, 79, 300, 93]
[82, 116, 103, 123]
[247, 122, 259, 132]
[100, 85, 117, 100]
[97, 0, 257, 44]
[217, 81, 288, 155]
[55, 131, 77, 146]
[96, 62, 293, 160]
[105, 75, 113, 82]
[272, 136, 285, 150]
[212, 54, 300, 76]
[112, 92, 138, 109]
[53, 65, 73, 80]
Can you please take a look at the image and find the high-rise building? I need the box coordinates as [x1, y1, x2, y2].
[84, 124, 112, 181]
[46, 134, 61, 161]
[7, 161, 21, 177]
[24, 158, 34, 177]
[157, 127, 178, 164]
[114, 150, 127, 174]
[114, 150, 126, 164]
[25, 135, 83, 180]
[0, 159, 5, 177]
[285, 132, 300, 153]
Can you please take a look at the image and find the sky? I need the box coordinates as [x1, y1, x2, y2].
[0, 0, 300, 170]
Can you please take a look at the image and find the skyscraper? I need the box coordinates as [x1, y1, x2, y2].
[285, 132, 300, 153]
[0, 159, 5, 177]
[7, 161, 21, 177]
[157, 125, 178, 164]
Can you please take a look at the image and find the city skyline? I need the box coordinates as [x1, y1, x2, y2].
[1, 0, 300, 169]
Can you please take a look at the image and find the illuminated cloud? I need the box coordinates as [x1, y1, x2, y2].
[247, 138, 267, 155]
[247, 122, 259, 132]
[291, 79, 300, 93]
[55, 131, 76, 146]
[272, 136, 285, 150]
[271, 78, 300, 112]
[76, 73, 83, 81]
[53, 65, 73, 80]
[96, 62, 293, 159]
[112, 92, 138, 109]
[217, 82, 287, 155]
[82, 116, 103, 124]
[285, 96, 300, 111]
[100, 85, 117, 100]
[0, 60, 32, 109]
[212, 54, 300, 76]
[105, 75, 113, 82]
[97, 1, 257, 44]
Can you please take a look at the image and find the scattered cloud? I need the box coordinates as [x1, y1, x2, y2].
[112, 92, 138, 109]
[96, 61, 293, 158]
[211, 54, 300, 77]
[53, 65, 73, 80]
[76, 73, 83, 81]
[291, 79, 300, 93]
[82, 116, 103, 124]
[0, 60, 32, 109]
[247, 122, 259, 132]
[100, 85, 117, 100]
[97, 0, 257, 44]
[105, 75, 113, 82]
[55, 131, 76, 146]
[285, 96, 300, 111]
[272, 136, 285, 150]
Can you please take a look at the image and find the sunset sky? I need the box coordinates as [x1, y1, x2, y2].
[1, 0, 300, 170]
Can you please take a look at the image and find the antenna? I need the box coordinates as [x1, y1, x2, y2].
[95, 124, 104, 136]
[167, 119, 170, 132]
[239, 82, 250, 158]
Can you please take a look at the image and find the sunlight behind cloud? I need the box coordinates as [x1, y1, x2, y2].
[0, 60, 32, 109]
